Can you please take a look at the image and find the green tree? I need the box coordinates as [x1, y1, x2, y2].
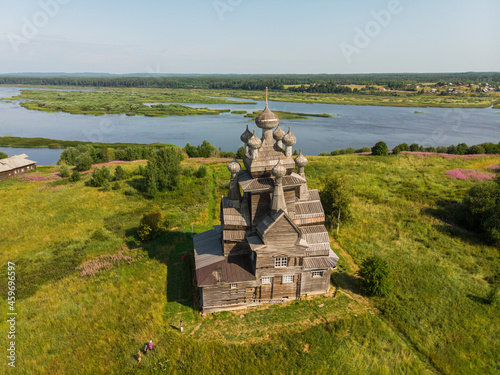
[371, 141, 389, 156]
[236, 147, 245, 159]
[358, 256, 393, 297]
[89, 166, 112, 187]
[138, 207, 168, 241]
[320, 175, 351, 233]
[0, 151, 8, 159]
[114, 165, 126, 180]
[145, 147, 182, 196]
[75, 153, 93, 171]
[409, 143, 419, 152]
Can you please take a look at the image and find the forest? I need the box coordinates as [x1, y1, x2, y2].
[1, 72, 499, 92]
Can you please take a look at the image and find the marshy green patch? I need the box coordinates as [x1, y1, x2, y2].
[4, 89, 251, 117]
[245, 110, 333, 120]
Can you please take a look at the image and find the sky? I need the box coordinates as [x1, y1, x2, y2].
[0, 0, 499, 74]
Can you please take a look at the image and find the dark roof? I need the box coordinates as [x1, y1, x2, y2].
[196, 255, 255, 287]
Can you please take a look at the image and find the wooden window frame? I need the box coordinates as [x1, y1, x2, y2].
[261, 276, 273, 285]
[282, 275, 294, 284]
[312, 271, 323, 278]
[230, 283, 237, 289]
[274, 257, 288, 268]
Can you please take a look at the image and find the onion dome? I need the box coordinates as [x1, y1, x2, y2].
[282, 127, 297, 146]
[227, 158, 241, 174]
[273, 124, 285, 141]
[294, 149, 308, 167]
[240, 125, 252, 143]
[272, 159, 286, 179]
[255, 105, 279, 129]
[247, 130, 262, 150]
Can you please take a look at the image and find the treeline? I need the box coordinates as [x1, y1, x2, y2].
[59, 144, 178, 171]
[2, 72, 499, 90]
[322, 142, 500, 157]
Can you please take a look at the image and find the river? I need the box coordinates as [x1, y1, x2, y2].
[0, 86, 498, 165]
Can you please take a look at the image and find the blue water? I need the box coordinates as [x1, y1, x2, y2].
[0, 86, 498, 165]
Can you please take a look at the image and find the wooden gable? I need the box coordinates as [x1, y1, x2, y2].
[259, 211, 302, 247]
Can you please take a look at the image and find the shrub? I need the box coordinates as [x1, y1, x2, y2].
[114, 165, 126, 180]
[358, 256, 393, 297]
[102, 179, 111, 191]
[59, 165, 70, 178]
[195, 165, 208, 178]
[437, 146, 448, 153]
[409, 143, 419, 152]
[354, 146, 371, 153]
[467, 145, 485, 155]
[69, 171, 81, 182]
[395, 143, 410, 152]
[371, 141, 389, 156]
[75, 153, 93, 171]
[124, 187, 137, 196]
[392, 146, 402, 155]
[112, 182, 121, 190]
[89, 166, 112, 187]
[138, 207, 168, 241]
[0, 151, 8, 159]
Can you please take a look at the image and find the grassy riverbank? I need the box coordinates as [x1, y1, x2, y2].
[0, 136, 177, 149]
[0, 153, 498, 374]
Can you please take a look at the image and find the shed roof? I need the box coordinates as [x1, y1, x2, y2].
[303, 250, 339, 269]
[196, 255, 255, 287]
[0, 154, 36, 173]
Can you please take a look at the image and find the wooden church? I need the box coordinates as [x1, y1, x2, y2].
[193, 94, 339, 313]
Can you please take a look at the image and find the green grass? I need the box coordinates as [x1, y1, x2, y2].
[3, 89, 252, 117]
[210, 89, 500, 108]
[1, 154, 499, 374]
[0, 136, 178, 149]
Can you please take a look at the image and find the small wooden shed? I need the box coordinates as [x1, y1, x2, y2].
[0, 154, 37, 180]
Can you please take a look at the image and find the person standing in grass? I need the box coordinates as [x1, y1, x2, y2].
[148, 340, 153, 352]
[137, 351, 142, 365]
[180, 320, 184, 333]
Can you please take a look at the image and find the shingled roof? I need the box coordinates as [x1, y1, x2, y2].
[0, 154, 36, 173]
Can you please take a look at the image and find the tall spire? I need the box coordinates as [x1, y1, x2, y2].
[266, 86, 268, 107]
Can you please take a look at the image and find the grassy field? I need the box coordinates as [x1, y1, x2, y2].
[0, 154, 499, 374]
